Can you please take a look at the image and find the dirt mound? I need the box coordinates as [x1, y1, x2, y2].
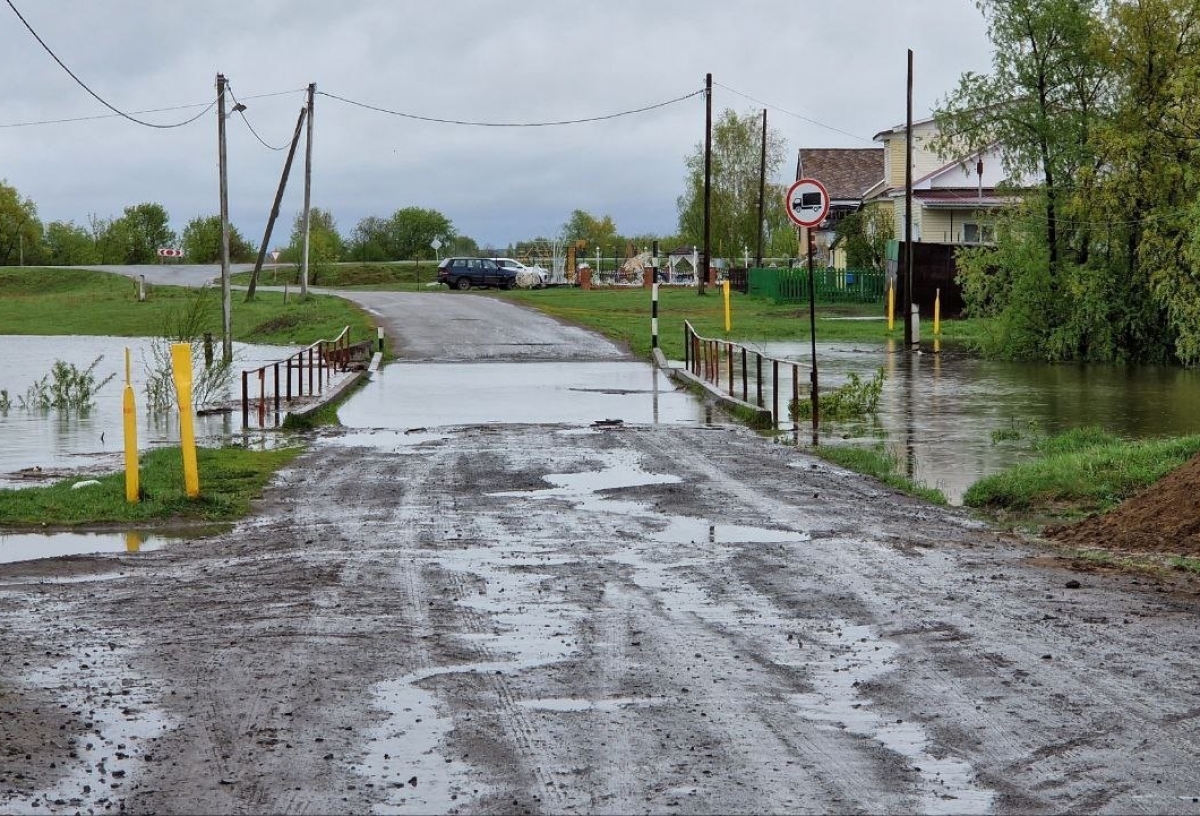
[1049, 453, 1200, 557]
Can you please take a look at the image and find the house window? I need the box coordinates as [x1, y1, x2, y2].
[963, 222, 994, 243]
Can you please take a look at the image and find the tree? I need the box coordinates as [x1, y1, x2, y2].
[94, 202, 175, 264]
[676, 109, 790, 267]
[284, 208, 343, 284]
[383, 207, 455, 260]
[0, 181, 43, 266]
[560, 210, 618, 249]
[834, 207, 895, 272]
[180, 215, 255, 263]
[347, 216, 390, 262]
[43, 220, 100, 266]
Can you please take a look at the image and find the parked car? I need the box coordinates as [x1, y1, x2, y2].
[491, 257, 549, 288]
[436, 257, 517, 290]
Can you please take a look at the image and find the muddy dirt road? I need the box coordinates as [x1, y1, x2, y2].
[4, 292, 1200, 815]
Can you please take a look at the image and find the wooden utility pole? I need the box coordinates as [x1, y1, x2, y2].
[700, 72, 712, 296]
[245, 106, 308, 301]
[301, 82, 315, 299]
[217, 72, 233, 364]
[903, 50, 915, 350]
[755, 108, 767, 268]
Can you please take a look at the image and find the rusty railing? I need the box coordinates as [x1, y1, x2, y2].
[682, 320, 818, 434]
[240, 326, 352, 428]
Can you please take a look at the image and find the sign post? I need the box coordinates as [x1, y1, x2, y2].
[784, 177, 830, 443]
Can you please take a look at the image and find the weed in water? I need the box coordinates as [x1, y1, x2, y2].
[790, 367, 884, 422]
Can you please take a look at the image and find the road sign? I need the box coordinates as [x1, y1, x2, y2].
[784, 178, 830, 229]
[269, 250, 281, 262]
[157, 247, 184, 258]
[430, 238, 442, 251]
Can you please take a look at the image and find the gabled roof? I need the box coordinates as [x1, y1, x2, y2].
[796, 148, 884, 200]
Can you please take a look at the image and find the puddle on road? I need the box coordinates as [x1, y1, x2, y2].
[336, 362, 715, 429]
[790, 621, 995, 814]
[0, 527, 229, 565]
[14, 641, 172, 815]
[356, 678, 481, 816]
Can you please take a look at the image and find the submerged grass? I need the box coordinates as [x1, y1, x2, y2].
[810, 442, 947, 505]
[0, 444, 304, 526]
[962, 427, 1200, 516]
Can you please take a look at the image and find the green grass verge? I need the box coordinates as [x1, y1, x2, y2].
[0, 444, 304, 527]
[0, 267, 376, 347]
[231, 260, 443, 291]
[962, 427, 1200, 515]
[811, 442, 947, 505]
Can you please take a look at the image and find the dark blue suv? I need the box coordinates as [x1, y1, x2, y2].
[436, 257, 517, 291]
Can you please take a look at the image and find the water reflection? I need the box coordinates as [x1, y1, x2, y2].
[762, 341, 1200, 505]
[0, 336, 295, 484]
[0, 526, 228, 564]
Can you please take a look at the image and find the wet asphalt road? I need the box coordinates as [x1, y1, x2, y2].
[4, 279, 1200, 813]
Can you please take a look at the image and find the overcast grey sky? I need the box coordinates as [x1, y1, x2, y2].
[0, 1, 995, 251]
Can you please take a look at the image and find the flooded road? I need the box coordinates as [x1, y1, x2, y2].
[4, 290, 1200, 814]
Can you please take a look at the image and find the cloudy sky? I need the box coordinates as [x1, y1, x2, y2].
[1, 1, 995, 252]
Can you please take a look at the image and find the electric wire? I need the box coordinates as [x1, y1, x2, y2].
[315, 87, 705, 127]
[227, 85, 289, 151]
[713, 81, 874, 144]
[0, 88, 308, 129]
[4, 0, 211, 129]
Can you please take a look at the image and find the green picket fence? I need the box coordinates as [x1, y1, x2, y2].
[747, 267, 886, 305]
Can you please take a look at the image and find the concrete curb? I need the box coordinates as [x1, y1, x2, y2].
[653, 350, 774, 427]
[286, 368, 371, 422]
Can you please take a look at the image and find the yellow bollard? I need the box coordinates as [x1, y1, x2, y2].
[723, 279, 731, 332]
[887, 282, 895, 332]
[170, 343, 200, 498]
[123, 348, 139, 503]
[934, 287, 941, 336]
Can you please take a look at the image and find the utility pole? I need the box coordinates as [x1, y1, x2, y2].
[301, 82, 315, 299]
[903, 50, 915, 350]
[217, 72, 233, 364]
[700, 72, 712, 296]
[246, 106, 308, 301]
[756, 108, 767, 268]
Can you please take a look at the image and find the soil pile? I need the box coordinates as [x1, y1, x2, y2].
[1049, 453, 1200, 557]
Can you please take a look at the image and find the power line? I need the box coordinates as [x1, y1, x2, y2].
[0, 88, 307, 129]
[315, 87, 706, 127]
[713, 81, 873, 144]
[227, 85, 289, 151]
[3, 0, 213, 129]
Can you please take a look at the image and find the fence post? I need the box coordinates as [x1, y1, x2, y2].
[651, 283, 659, 350]
[274, 362, 281, 417]
[741, 348, 748, 403]
[727, 342, 733, 395]
[772, 359, 779, 430]
[241, 370, 249, 428]
[756, 354, 763, 407]
[792, 364, 799, 430]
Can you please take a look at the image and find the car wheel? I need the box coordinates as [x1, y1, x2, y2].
[455, 277, 472, 291]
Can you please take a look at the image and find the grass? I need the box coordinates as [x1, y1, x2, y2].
[231, 260, 442, 291]
[0, 267, 377, 347]
[962, 427, 1200, 516]
[810, 442, 948, 505]
[0, 444, 304, 527]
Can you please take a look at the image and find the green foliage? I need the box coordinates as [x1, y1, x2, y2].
[676, 109, 794, 262]
[835, 207, 894, 272]
[0, 180, 43, 266]
[790, 368, 884, 421]
[43, 220, 100, 265]
[963, 428, 1200, 513]
[283, 208, 343, 284]
[16, 356, 115, 411]
[811, 442, 946, 505]
[180, 215, 255, 263]
[0, 444, 304, 526]
[561, 210, 619, 249]
[97, 203, 176, 264]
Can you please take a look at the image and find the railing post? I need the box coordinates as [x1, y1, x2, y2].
[742, 348, 748, 403]
[792, 364, 800, 431]
[287, 356, 294, 401]
[756, 354, 763, 407]
[772, 359, 779, 430]
[727, 342, 733, 395]
[308, 346, 314, 395]
[274, 362, 281, 417]
[258, 369, 266, 426]
[684, 324, 690, 371]
[241, 370, 249, 428]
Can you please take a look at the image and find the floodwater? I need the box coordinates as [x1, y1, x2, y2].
[336, 361, 711, 428]
[750, 340, 1200, 504]
[0, 335, 297, 485]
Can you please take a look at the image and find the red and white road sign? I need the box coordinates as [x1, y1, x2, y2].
[157, 247, 184, 258]
[784, 178, 830, 229]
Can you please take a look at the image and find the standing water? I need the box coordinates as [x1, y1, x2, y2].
[0, 335, 296, 486]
